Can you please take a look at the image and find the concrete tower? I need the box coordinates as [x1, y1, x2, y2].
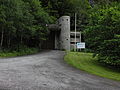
[59, 16, 70, 51]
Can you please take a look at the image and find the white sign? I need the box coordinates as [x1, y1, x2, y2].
[77, 42, 85, 49]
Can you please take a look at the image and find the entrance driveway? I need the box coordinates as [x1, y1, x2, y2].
[0, 50, 120, 90]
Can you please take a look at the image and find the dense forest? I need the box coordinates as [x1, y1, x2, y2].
[0, 0, 120, 66]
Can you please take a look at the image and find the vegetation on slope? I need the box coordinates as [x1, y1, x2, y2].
[0, 46, 39, 57]
[65, 52, 120, 81]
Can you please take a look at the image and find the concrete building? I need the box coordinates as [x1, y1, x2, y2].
[55, 16, 70, 50]
[43, 16, 81, 51]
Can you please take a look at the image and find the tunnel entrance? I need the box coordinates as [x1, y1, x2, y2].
[41, 31, 55, 50]
[41, 16, 71, 51]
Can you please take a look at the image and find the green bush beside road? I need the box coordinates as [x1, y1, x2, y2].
[0, 47, 39, 57]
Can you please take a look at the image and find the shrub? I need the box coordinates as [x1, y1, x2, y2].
[0, 46, 39, 57]
[98, 36, 120, 66]
[84, 2, 120, 66]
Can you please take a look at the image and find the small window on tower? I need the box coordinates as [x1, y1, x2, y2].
[59, 24, 61, 26]
[66, 19, 68, 21]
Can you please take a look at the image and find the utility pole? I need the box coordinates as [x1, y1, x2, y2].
[74, 13, 77, 52]
[80, 31, 81, 51]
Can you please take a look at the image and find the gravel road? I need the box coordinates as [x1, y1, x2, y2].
[0, 50, 120, 90]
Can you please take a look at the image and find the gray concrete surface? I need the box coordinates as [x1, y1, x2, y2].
[0, 50, 120, 90]
[55, 16, 70, 51]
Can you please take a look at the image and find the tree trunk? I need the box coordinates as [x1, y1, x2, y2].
[20, 35, 23, 44]
[7, 31, 11, 48]
[8, 37, 11, 48]
[0, 28, 4, 49]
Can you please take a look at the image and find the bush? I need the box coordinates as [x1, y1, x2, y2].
[98, 35, 120, 66]
[0, 46, 39, 57]
[84, 2, 120, 66]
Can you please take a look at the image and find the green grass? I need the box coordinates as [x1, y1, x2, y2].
[0, 48, 39, 57]
[64, 52, 120, 81]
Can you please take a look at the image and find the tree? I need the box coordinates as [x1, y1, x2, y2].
[0, 0, 19, 49]
[0, 0, 53, 50]
[84, 2, 120, 66]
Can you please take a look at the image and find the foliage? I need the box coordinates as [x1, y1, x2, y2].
[0, 0, 53, 50]
[0, 47, 39, 57]
[84, 2, 120, 66]
[40, 0, 90, 30]
[98, 35, 120, 65]
[65, 52, 120, 81]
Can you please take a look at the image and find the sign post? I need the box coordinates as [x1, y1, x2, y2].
[77, 42, 85, 50]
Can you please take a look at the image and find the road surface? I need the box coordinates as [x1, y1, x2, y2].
[0, 50, 120, 90]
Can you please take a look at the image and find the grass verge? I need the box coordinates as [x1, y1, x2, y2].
[64, 52, 120, 81]
[0, 48, 39, 57]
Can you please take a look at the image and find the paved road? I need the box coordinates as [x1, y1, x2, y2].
[0, 50, 120, 90]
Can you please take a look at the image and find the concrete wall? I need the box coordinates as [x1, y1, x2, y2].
[55, 31, 60, 50]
